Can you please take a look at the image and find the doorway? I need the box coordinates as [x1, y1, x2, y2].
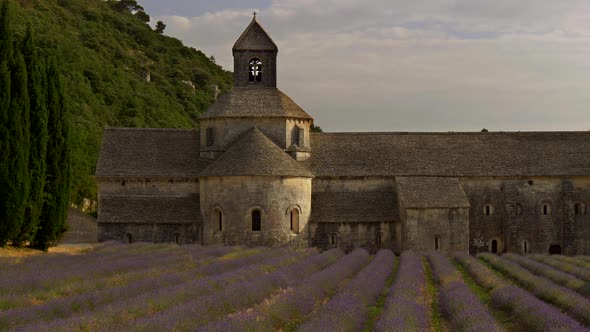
[549, 245, 562, 255]
[491, 239, 498, 254]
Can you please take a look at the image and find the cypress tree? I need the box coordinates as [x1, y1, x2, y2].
[0, 0, 30, 247]
[33, 59, 71, 250]
[0, 0, 11, 246]
[17, 26, 48, 245]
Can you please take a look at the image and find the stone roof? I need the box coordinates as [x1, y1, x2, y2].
[305, 131, 590, 177]
[200, 87, 312, 119]
[98, 195, 201, 224]
[311, 191, 398, 223]
[396, 177, 470, 209]
[199, 127, 314, 178]
[95, 128, 210, 179]
[233, 17, 278, 52]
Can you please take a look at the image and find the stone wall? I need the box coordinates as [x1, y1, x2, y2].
[401, 207, 469, 252]
[461, 177, 590, 255]
[309, 222, 396, 253]
[60, 208, 98, 243]
[98, 223, 199, 244]
[200, 176, 312, 247]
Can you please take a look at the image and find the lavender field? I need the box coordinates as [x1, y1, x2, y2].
[1, 243, 589, 332]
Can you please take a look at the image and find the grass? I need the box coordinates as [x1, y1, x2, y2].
[362, 255, 400, 331]
[423, 257, 443, 332]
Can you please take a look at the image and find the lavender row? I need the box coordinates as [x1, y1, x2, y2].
[0, 243, 230, 295]
[452, 252, 507, 291]
[530, 255, 590, 282]
[503, 253, 587, 294]
[454, 252, 588, 331]
[299, 249, 395, 332]
[427, 252, 502, 332]
[7, 247, 304, 330]
[199, 248, 370, 332]
[0, 245, 235, 306]
[479, 253, 590, 326]
[374, 251, 429, 332]
[123, 248, 346, 331]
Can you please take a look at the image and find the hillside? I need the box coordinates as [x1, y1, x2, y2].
[8, 0, 233, 210]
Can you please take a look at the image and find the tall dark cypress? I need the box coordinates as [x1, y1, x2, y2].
[33, 60, 70, 250]
[17, 26, 48, 245]
[0, 0, 11, 246]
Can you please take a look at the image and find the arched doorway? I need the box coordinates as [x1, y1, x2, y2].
[549, 245, 561, 255]
[125, 233, 133, 244]
[491, 239, 498, 254]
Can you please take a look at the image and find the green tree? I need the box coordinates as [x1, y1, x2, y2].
[33, 59, 71, 251]
[0, 0, 31, 246]
[155, 21, 166, 34]
[16, 26, 48, 246]
[0, 0, 12, 245]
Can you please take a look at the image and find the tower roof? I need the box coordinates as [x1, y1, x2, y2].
[199, 127, 314, 178]
[200, 86, 312, 119]
[233, 16, 278, 52]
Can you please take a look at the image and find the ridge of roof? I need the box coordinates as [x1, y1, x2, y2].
[104, 127, 196, 132]
[311, 131, 590, 136]
[199, 127, 314, 178]
[233, 17, 278, 51]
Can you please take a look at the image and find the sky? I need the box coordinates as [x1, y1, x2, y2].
[138, 1, 590, 132]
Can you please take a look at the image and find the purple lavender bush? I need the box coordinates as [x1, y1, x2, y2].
[530, 255, 590, 282]
[374, 251, 430, 332]
[298, 249, 395, 332]
[199, 248, 370, 332]
[503, 253, 586, 293]
[452, 252, 507, 291]
[6, 247, 313, 330]
[479, 253, 590, 326]
[428, 252, 502, 332]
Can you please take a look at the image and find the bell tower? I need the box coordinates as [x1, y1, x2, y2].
[232, 13, 278, 87]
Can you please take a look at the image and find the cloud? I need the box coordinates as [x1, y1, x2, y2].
[153, 0, 590, 131]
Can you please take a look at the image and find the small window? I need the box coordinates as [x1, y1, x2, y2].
[174, 233, 180, 245]
[291, 125, 300, 147]
[574, 202, 585, 215]
[434, 236, 440, 250]
[252, 210, 261, 231]
[121, 180, 126, 186]
[217, 209, 223, 231]
[515, 203, 522, 216]
[522, 240, 529, 254]
[542, 203, 551, 216]
[290, 209, 299, 234]
[249, 58, 262, 83]
[329, 233, 338, 246]
[206, 127, 214, 147]
[377, 232, 383, 245]
[484, 204, 493, 216]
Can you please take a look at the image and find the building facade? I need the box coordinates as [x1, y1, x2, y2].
[95, 17, 590, 255]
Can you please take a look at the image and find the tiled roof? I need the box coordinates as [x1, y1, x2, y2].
[200, 87, 312, 119]
[95, 128, 210, 179]
[233, 18, 278, 51]
[98, 195, 201, 224]
[199, 127, 314, 178]
[396, 177, 470, 209]
[311, 191, 398, 223]
[305, 131, 590, 177]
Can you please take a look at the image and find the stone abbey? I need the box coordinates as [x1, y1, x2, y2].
[96, 17, 590, 255]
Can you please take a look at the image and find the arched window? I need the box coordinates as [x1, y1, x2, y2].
[249, 58, 262, 83]
[290, 209, 299, 234]
[542, 202, 552, 216]
[377, 232, 383, 245]
[291, 125, 300, 147]
[574, 202, 586, 215]
[522, 240, 529, 254]
[434, 236, 440, 250]
[125, 233, 133, 244]
[174, 233, 180, 245]
[484, 204, 493, 216]
[252, 210, 261, 231]
[515, 203, 522, 216]
[216, 209, 223, 231]
[329, 233, 338, 246]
